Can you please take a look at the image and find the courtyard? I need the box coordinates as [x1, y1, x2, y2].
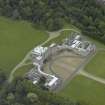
[43, 50, 85, 83]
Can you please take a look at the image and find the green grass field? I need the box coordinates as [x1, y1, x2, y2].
[45, 26, 105, 48]
[60, 75, 105, 105]
[14, 64, 34, 78]
[45, 30, 73, 46]
[0, 17, 48, 74]
[85, 51, 105, 79]
[84, 36, 105, 49]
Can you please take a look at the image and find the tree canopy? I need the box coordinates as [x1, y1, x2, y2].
[0, 0, 105, 44]
[0, 73, 79, 105]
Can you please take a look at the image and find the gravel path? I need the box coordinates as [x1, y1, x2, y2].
[80, 71, 105, 85]
[9, 27, 104, 91]
[8, 28, 80, 83]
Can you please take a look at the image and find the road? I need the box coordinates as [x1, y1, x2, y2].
[56, 48, 105, 91]
[8, 28, 80, 83]
[52, 48, 105, 91]
[56, 51, 96, 91]
[79, 48, 105, 85]
[8, 50, 32, 82]
[80, 71, 105, 85]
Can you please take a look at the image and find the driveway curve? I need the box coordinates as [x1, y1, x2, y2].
[8, 28, 80, 83]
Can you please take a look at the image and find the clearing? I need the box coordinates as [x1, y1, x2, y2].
[43, 50, 84, 82]
[60, 75, 105, 105]
[0, 17, 48, 74]
[85, 51, 105, 79]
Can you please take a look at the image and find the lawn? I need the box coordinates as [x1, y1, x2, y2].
[60, 75, 105, 105]
[85, 51, 105, 79]
[63, 24, 105, 48]
[45, 26, 105, 49]
[84, 35, 105, 49]
[0, 17, 48, 74]
[44, 30, 73, 46]
[14, 64, 34, 78]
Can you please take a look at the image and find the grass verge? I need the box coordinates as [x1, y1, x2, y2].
[0, 17, 48, 74]
[60, 75, 105, 105]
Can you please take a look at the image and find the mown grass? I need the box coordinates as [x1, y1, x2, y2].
[45, 25, 105, 48]
[14, 64, 34, 78]
[60, 75, 105, 105]
[1, 17, 105, 105]
[85, 51, 105, 79]
[44, 30, 73, 46]
[84, 35, 105, 49]
[0, 17, 48, 74]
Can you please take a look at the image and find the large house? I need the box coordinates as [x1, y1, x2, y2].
[27, 34, 95, 90]
[30, 44, 60, 90]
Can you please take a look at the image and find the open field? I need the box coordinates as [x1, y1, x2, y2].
[1, 16, 105, 105]
[43, 50, 84, 82]
[60, 75, 105, 105]
[14, 64, 34, 78]
[0, 17, 48, 74]
[84, 35, 105, 49]
[85, 51, 105, 79]
[44, 30, 73, 46]
[46, 29, 105, 105]
[44, 21, 105, 49]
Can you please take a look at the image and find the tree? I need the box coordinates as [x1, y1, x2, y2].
[0, 69, 7, 85]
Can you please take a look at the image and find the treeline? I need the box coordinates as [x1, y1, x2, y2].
[0, 70, 79, 105]
[0, 0, 105, 42]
